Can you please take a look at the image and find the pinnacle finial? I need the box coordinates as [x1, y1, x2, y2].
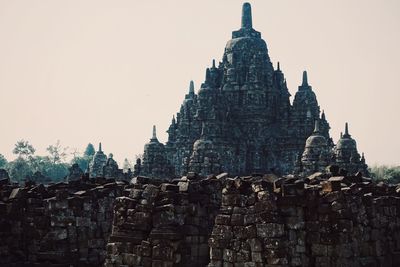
[212, 59, 216, 68]
[302, 70, 308, 86]
[241, 2, 253, 29]
[99, 142, 102, 152]
[189, 80, 194, 94]
[152, 125, 157, 139]
[277, 62, 280, 71]
[313, 120, 320, 133]
[345, 122, 349, 136]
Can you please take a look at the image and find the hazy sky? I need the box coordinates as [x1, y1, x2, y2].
[0, 0, 399, 166]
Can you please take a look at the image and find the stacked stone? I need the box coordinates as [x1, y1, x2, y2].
[278, 177, 308, 266]
[303, 176, 400, 266]
[105, 175, 222, 266]
[0, 174, 126, 266]
[3, 167, 400, 266]
[208, 175, 290, 266]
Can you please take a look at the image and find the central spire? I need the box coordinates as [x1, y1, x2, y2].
[232, 2, 260, 39]
[343, 122, 351, 138]
[152, 125, 157, 140]
[189, 80, 194, 94]
[241, 2, 252, 29]
[302, 71, 308, 86]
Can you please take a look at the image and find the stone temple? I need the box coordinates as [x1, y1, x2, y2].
[136, 3, 368, 179]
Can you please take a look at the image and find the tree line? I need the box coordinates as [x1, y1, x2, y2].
[1, 140, 399, 184]
[369, 165, 400, 184]
[0, 140, 133, 183]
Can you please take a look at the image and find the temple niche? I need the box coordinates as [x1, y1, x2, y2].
[137, 2, 368, 179]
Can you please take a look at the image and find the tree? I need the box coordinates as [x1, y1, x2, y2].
[7, 157, 33, 182]
[13, 140, 35, 159]
[43, 162, 69, 182]
[370, 165, 400, 184]
[30, 155, 69, 182]
[47, 140, 68, 164]
[70, 147, 80, 159]
[84, 143, 95, 157]
[69, 143, 96, 171]
[0, 154, 7, 168]
[71, 156, 90, 172]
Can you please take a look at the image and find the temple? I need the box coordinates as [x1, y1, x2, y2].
[88, 143, 126, 180]
[137, 3, 368, 178]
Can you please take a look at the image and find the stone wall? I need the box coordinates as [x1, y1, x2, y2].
[105, 175, 223, 267]
[0, 177, 126, 266]
[106, 173, 400, 267]
[2, 171, 400, 267]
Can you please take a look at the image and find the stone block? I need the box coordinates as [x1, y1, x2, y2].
[256, 223, 284, 238]
[231, 213, 244, 226]
[322, 180, 341, 193]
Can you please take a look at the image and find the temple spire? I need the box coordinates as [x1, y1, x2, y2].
[189, 80, 194, 94]
[277, 62, 281, 71]
[302, 71, 308, 86]
[152, 125, 157, 140]
[212, 59, 216, 68]
[344, 122, 350, 137]
[241, 2, 253, 29]
[98, 142, 102, 152]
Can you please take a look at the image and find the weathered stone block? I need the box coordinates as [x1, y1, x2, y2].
[256, 223, 284, 238]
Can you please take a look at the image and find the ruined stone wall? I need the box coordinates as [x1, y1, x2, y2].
[2, 172, 400, 267]
[105, 176, 223, 267]
[106, 174, 400, 267]
[207, 175, 400, 266]
[0, 178, 126, 266]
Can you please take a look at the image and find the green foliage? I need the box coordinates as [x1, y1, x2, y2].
[13, 140, 35, 159]
[70, 143, 97, 172]
[42, 162, 69, 181]
[47, 140, 68, 164]
[6, 140, 72, 183]
[369, 165, 400, 184]
[6, 157, 33, 182]
[6, 155, 69, 183]
[71, 156, 89, 172]
[0, 154, 7, 168]
[84, 143, 95, 157]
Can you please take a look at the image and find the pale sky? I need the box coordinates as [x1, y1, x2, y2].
[0, 0, 399, 166]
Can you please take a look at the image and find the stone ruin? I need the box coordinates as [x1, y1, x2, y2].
[1, 166, 400, 266]
[136, 2, 368, 179]
[0, 173, 126, 266]
[83, 143, 132, 182]
[0, 2, 397, 267]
